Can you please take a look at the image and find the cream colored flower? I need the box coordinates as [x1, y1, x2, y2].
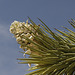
[28, 63, 31, 67]
[10, 20, 41, 58]
[25, 50, 31, 54]
[23, 50, 31, 58]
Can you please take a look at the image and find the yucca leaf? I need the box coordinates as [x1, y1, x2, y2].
[28, 17, 36, 26]
[64, 62, 75, 74]
[26, 67, 48, 75]
[68, 20, 75, 28]
[38, 18, 51, 31]
[62, 26, 75, 34]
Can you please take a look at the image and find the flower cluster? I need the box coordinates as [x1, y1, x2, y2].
[10, 20, 41, 58]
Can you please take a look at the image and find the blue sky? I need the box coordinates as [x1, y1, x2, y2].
[0, 0, 75, 75]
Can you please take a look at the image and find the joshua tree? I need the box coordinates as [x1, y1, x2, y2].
[10, 17, 75, 75]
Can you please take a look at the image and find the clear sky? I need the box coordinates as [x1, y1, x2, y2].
[0, 0, 75, 75]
